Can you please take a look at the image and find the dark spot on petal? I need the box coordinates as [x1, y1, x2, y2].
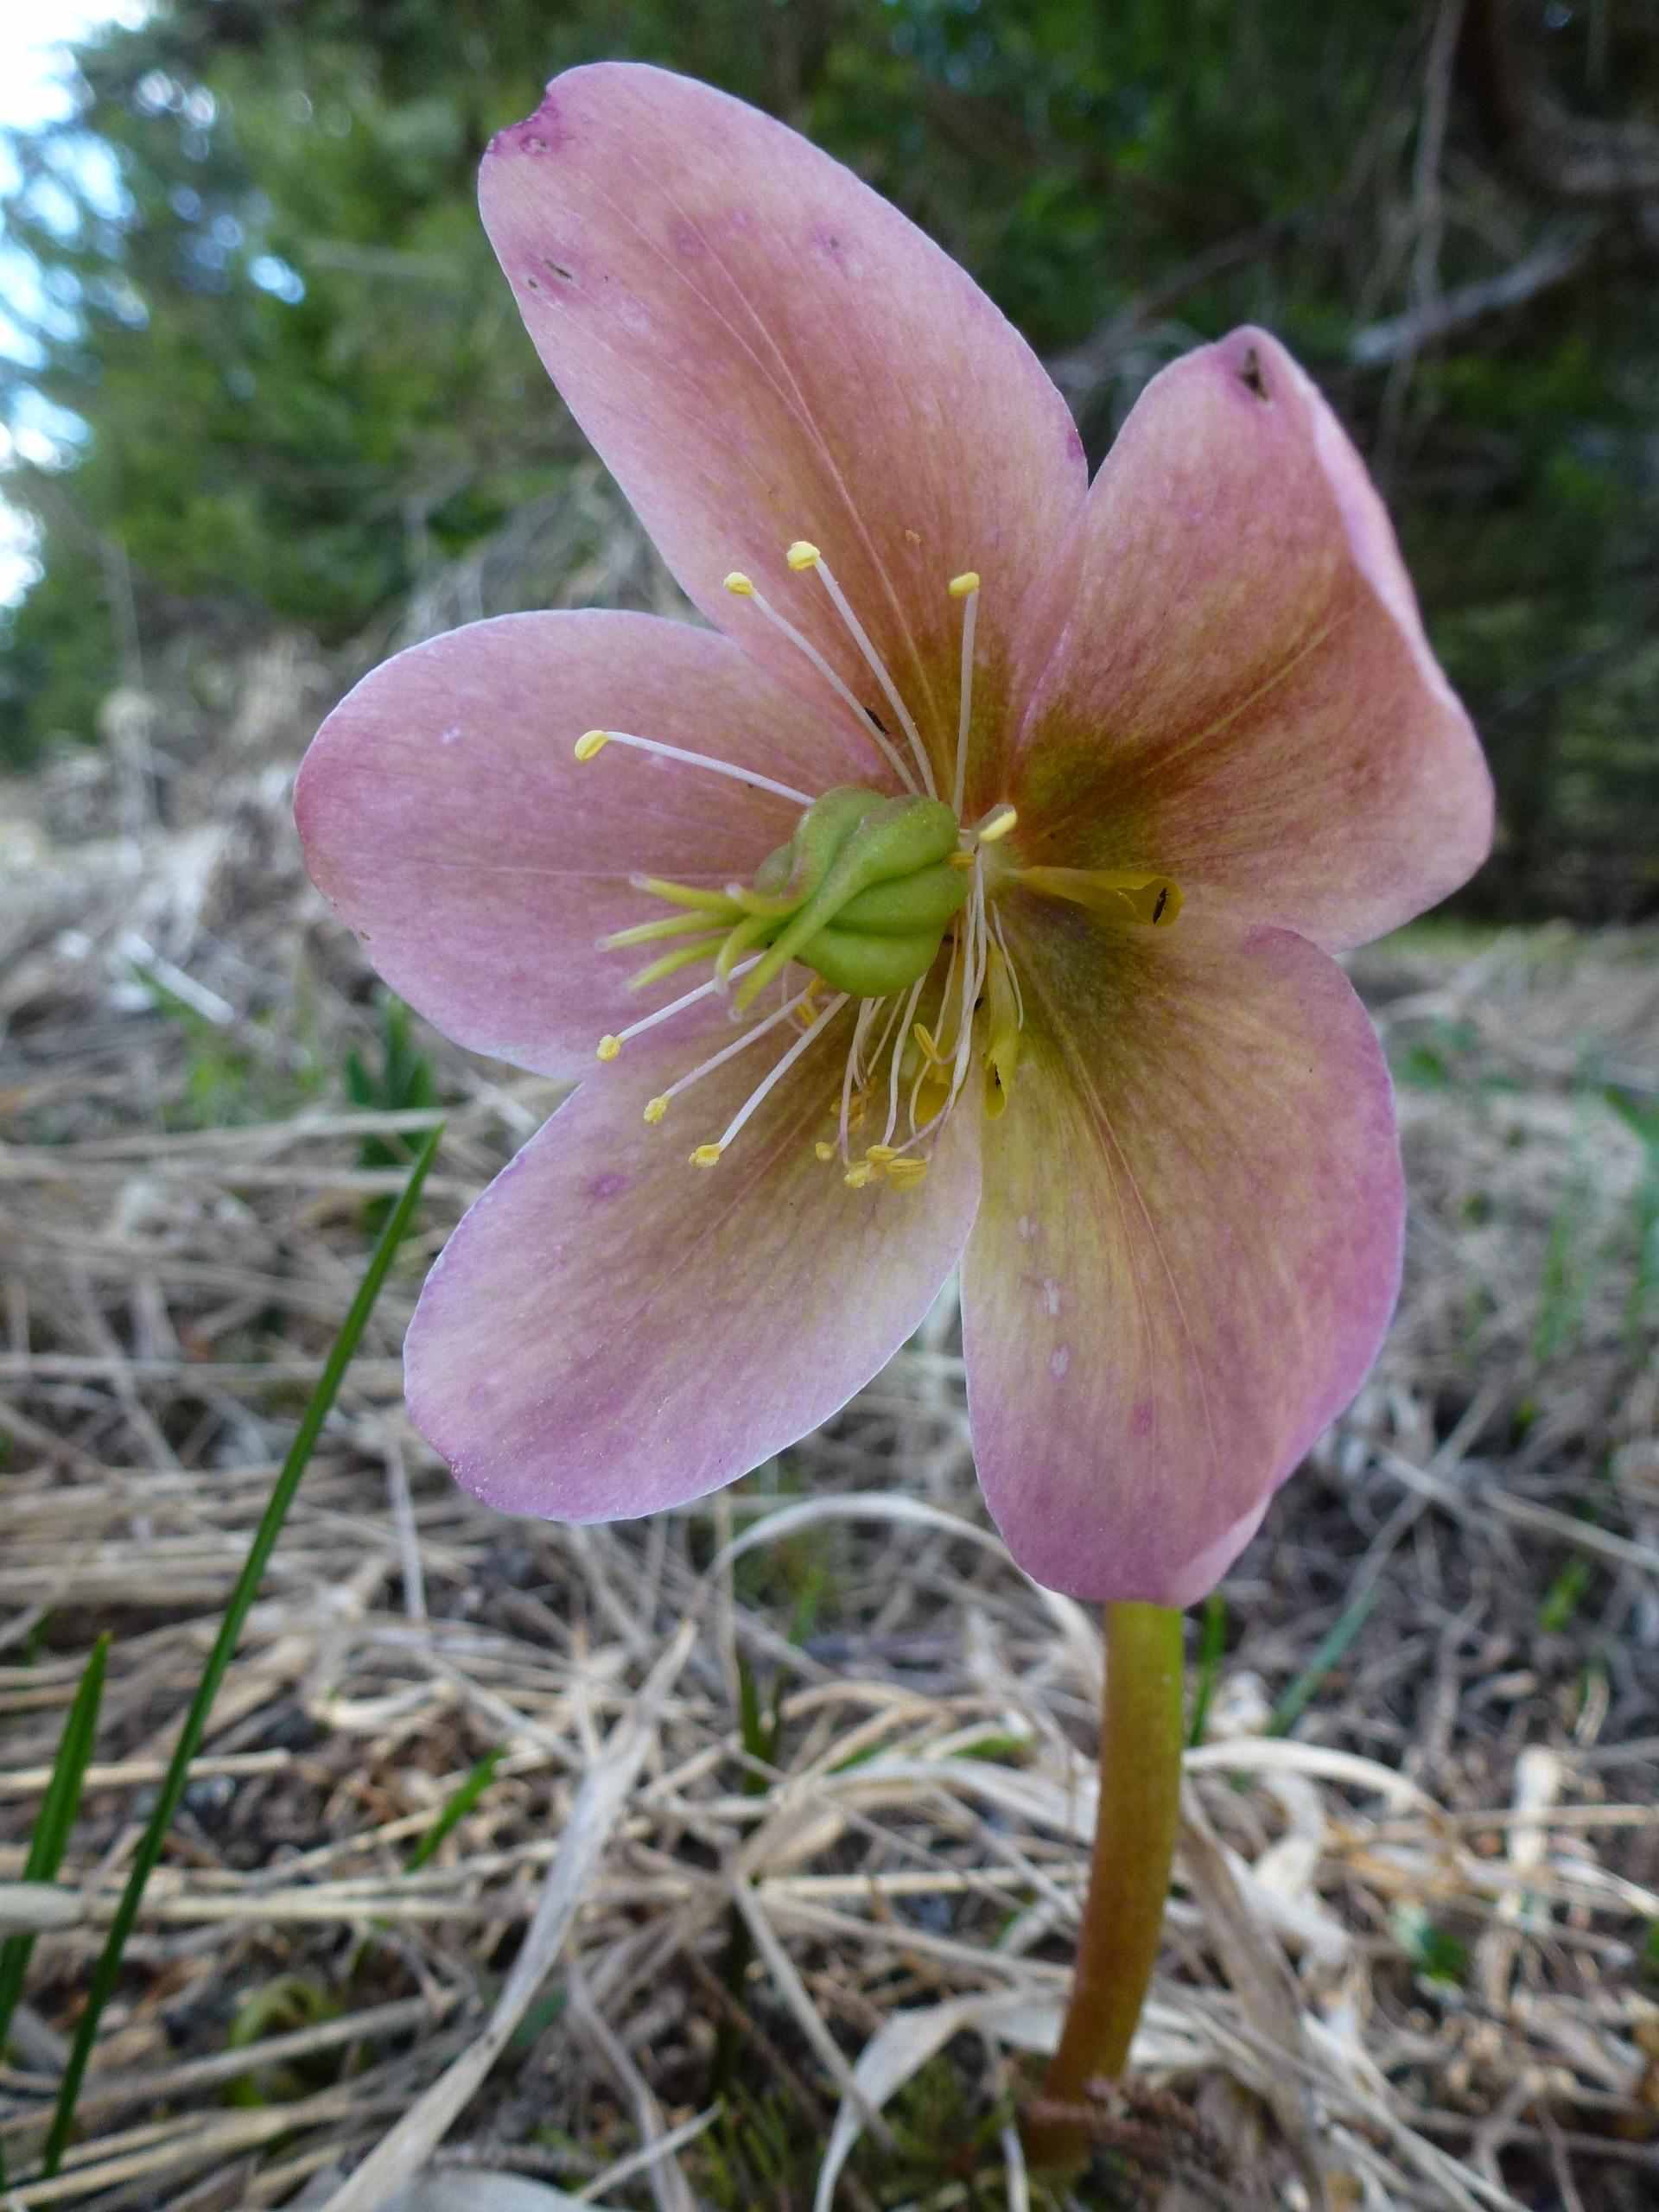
[543, 257, 576, 283]
[587, 1172, 630, 1202]
[1236, 345, 1269, 399]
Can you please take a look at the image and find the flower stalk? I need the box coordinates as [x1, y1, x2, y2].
[1024, 1600, 1185, 2172]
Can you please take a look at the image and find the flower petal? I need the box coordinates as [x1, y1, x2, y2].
[478, 63, 1085, 787]
[296, 608, 874, 1077]
[406, 1015, 980, 1519]
[960, 907, 1402, 1605]
[1014, 327, 1491, 952]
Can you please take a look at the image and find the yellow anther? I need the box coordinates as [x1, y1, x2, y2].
[885, 1157, 929, 1189]
[643, 1095, 669, 1124]
[574, 728, 611, 761]
[814, 1140, 837, 1162]
[785, 539, 821, 571]
[912, 1021, 945, 1067]
[948, 570, 981, 598]
[690, 1143, 723, 1168]
[723, 570, 755, 596]
[865, 1144, 898, 1164]
[596, 1035, 622, 1062]
[976, 804, 1018, 844]
[843, 1160, 874, 1189]
[947, 849, 976, 870]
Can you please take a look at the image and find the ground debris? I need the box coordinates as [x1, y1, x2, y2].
[2, 672, 1657, 2207]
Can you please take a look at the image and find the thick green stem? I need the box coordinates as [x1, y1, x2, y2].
[1024, 1600, 1185, 2171]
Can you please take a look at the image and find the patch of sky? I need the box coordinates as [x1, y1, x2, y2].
[251, 255, 305, 304]
[0, 5, 144, 601]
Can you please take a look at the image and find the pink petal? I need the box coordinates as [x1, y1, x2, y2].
[1014, 327, 1491, 952]
[479, 63, 1085, 790]
[960, 909, 1402, 1605]
[296, 609, 874, 1077]
[406, 1014, 980, 1518]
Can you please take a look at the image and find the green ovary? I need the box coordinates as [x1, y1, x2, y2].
[636, 786, 971, 1007]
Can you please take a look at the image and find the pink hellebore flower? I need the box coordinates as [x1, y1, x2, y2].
[296, 65, 1492, 1606]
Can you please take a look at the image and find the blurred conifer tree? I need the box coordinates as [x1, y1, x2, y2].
[2, 0, 1656, 917]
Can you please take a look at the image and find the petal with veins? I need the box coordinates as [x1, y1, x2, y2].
[961, 908, 1402, 1605]
[1014, 327, 1492, 953]
[479, 62, 1085, 792]
[296, 609, 873, 1079]
[406, 1015, 981, 1519]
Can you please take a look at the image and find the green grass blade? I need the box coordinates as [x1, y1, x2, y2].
[0, 1635, 110, 2059]
[1268, 1581, 1381, 1738]
[39, 1125, 442, 2177]
[1185, 1592, 1227, 1749]
[406, 1747, 505, 1872]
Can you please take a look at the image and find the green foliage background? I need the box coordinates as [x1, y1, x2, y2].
[3, 0, 1656, 918]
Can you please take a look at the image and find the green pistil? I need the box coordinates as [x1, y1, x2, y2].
[626, 786, 972, 1009]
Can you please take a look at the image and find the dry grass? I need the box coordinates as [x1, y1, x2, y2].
[2, 645, 1657, 2211]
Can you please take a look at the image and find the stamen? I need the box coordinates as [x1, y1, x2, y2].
[988, 904, 1026, 1032]
[645, 979, 821, 1122]
[927, 912, 965, 1063]
[723, 571, 918, 796]
[592, 955, 765, 1059]
[950, 571, 980, 817]
[860, 988, 911, 1116]
[847, 995, 882, 1093]
[694, 990, 849, 1166]
[882, 976, 928, 1145]
[950, 901, 986, 1087]
[575, 728, 814, 810]
[839, 997, 882, 1162]
[973, 803, 1018, 845]
[906, 1045, 944, 1135]
[785, 544, 938, 799]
